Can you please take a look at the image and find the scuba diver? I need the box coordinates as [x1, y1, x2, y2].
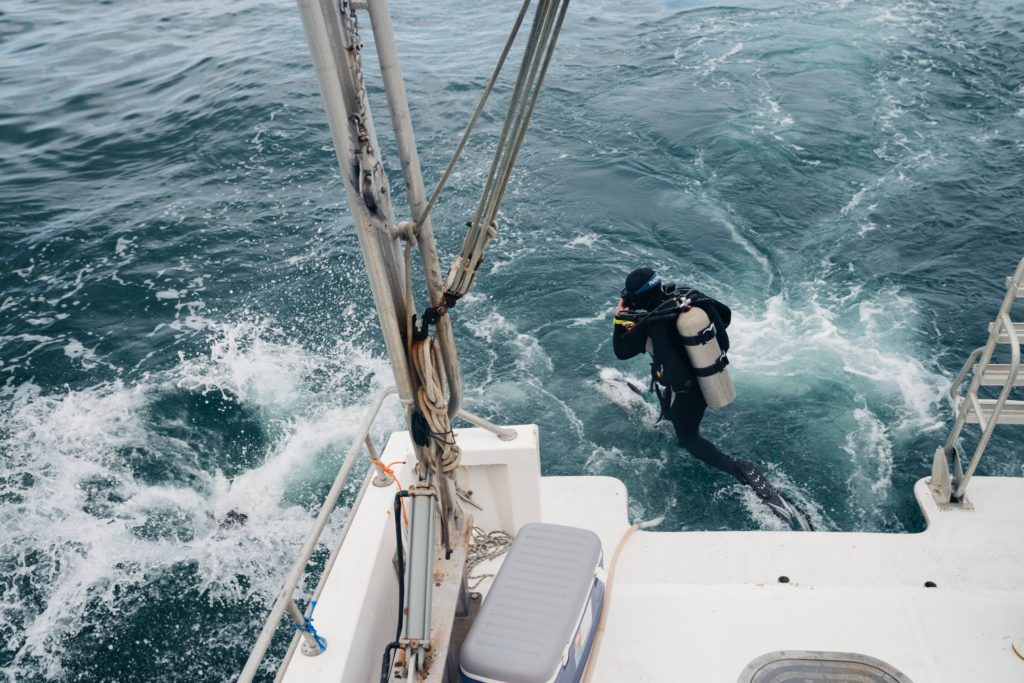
[613, 267, 811, 530]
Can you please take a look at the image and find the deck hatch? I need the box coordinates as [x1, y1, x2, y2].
[739, 650, 913, 683]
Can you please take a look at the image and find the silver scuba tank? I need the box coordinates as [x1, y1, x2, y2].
[676, 304, 735, 408]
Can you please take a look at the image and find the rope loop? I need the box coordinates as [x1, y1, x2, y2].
[292, 600, 327, 653]
[369, 459, 406, 478]
[411, 335, 462, 475]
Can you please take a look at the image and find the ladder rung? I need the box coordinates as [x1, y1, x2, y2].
[1007, 277, 1024, 298]
[987, 321, 1024, 344]
[975, 364, 1024, 387]
[956, 396, 1024, 425]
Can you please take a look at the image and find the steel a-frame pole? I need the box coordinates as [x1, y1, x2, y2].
[366, 0, 464, 419]
[297, 0, 415, 403]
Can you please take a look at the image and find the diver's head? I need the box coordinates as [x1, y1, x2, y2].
[621, 267, 663, 310]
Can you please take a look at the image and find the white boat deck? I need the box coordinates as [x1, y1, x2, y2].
[281, 426, 1024, 683]
[542, 475, 1024, 682]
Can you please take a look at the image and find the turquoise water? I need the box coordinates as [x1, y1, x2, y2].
[2, 0, 1023, 679]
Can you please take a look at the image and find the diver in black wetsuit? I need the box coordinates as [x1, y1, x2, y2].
[612, 267, 810, 530]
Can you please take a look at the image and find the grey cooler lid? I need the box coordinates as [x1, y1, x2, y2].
[461, 522, 603, 683]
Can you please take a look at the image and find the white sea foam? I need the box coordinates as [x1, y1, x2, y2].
[699, 42, 744, 77]
[841, 187, 868, 215]
[567, 309, 609, 328]
[722, 218, 776, 286]
[0, 319, 394, 678]
[729, 289, 947, 432]
[567, 233, 599, 248]
[843, 402, 896, 527]
[469, 311, 553, 375]
[594, 366, 655, 419]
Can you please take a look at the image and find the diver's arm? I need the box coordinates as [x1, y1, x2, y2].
[613, 301, 646, 360]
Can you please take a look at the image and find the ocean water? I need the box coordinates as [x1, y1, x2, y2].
[2, 0, 1023, 679]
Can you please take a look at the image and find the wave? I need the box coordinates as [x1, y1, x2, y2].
[0, 318, 395, 679]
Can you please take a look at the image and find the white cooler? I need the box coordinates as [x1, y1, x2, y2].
[460, 522, 605, 683]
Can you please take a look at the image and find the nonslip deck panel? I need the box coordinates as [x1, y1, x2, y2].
[460, 522, 603, 683]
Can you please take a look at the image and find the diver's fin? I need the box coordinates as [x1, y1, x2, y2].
[764, 492, 814, 531]
[625, 380, 646, 397]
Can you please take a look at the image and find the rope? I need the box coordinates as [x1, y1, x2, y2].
[445, 0, 570, 300]
[292, 599, 327, 653]
[465, 526, 514, 590]
[581, 524, 639, 683]
[412, 0, 534, 237]
[411, 335, 461, 474]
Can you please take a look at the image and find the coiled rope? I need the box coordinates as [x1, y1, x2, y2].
[465, 527, 514, 590]
[411, 335, 461, 474]
[401, 218, 461, 477]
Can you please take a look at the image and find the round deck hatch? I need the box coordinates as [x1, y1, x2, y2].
[739, 650, 912, 682]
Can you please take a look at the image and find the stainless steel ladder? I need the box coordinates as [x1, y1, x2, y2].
[931, 256, 1024, 504]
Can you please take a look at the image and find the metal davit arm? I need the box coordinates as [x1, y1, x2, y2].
[297, 0, 417, 408]
[366, 0, 464, 419]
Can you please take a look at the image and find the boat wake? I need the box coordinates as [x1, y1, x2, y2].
[0, 318, 396, 680]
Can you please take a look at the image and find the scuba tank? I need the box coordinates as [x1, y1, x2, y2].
[675, 299, 735, 409]
[617, 284, 736, 408]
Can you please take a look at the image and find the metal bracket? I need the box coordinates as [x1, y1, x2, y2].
[929, 445, 952, 504]
[300, 636, 328, 657]
[408, 483, 438, 498]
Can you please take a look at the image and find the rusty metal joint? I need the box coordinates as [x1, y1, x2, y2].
[407, 483, 437, 499]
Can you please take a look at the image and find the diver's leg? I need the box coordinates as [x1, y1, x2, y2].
[670, 392, 812, 529]
[669, 391, 742, 476]
[668, 389, 706, 447]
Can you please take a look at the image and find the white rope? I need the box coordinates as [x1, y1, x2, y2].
[411, 334, 461, 474]
[412, 0, 534, 237]
[444, 0, 570, 300]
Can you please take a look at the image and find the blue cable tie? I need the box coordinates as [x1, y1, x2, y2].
[292, 599, 327, 652]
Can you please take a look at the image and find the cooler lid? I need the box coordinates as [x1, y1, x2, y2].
[460, 522, 603, 683]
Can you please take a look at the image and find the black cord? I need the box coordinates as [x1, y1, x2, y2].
[380, 491, 410, 683]
[618, 289, 695, 326]
[392, 491, 408, 640]
[380, 643, 400, 683]
[428, 427, 457, 447]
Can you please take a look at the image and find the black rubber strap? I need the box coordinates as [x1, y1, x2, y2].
[693, 353, 729, 378]
[680, 322, 716, 346]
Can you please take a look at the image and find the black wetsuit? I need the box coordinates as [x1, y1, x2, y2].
[612, 291, 782, 504]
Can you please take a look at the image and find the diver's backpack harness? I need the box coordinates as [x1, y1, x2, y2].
[618, 287, 736, 410]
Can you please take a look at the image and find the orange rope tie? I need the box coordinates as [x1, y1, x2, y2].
[370, 459, 409, 525]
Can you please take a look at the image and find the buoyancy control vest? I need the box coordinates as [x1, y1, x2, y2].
[640, 288, 734, 411]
